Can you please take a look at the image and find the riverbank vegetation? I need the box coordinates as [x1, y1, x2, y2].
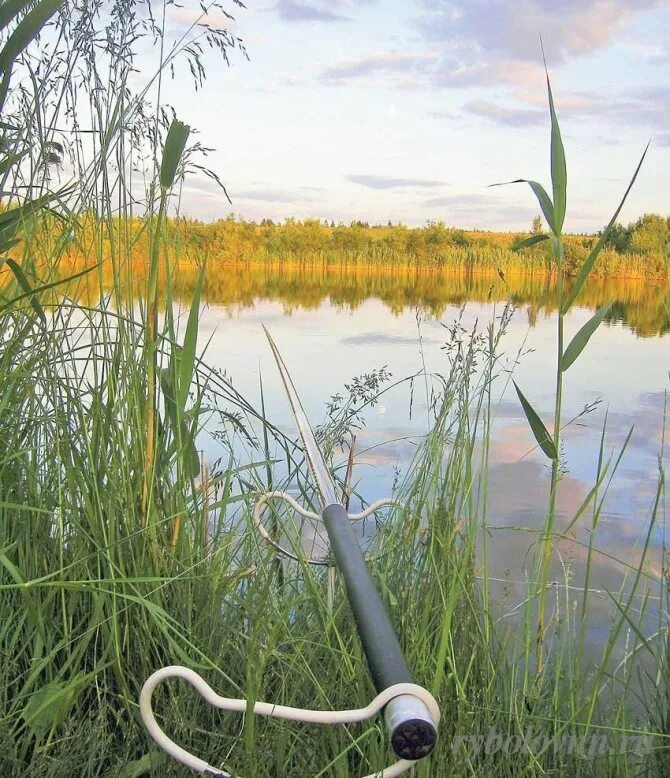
[49, 209, 670, 279]
[0, 2, 668, 777]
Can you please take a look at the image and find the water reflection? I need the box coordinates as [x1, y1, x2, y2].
[191, 264, 670, 338]
[78, 261, 670, 337]
[78, 261, 669, 633]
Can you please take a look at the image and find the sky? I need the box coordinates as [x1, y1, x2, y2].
[153, 0, 670, 231]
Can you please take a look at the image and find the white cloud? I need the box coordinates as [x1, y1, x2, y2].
[274, 0, 370, 23]
[465, 100, 546, 127]
[320, 51, 430, 83]
[346, 174, 445, 190]
[168, 6, 236, 31]
[416, 1, 662, 63]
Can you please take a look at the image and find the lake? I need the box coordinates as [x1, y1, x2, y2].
[188, 262, 669, 633]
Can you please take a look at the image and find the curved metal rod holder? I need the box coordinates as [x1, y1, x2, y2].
[252, 490, 398, 566]
[140, 665, 440, 778]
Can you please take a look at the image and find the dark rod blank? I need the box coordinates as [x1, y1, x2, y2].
[321, 503, 438, 760]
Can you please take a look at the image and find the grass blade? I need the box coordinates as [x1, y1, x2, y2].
[178, 262, 205, 409]
[0, 257, 46, 324]
[511, 234, 549, 252]
[0, 0, 63, 109]
[513, 380, 557, 460]
[0, 0, 35, 31]
[159, 368, 200, 479]
[561, 302, 612, 371]
[545, 66, 567, 235]
[606, 591, 656, 658]
[160, 119, 190, 189]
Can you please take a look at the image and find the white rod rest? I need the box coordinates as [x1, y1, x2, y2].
[252, 491, 398, 566]
[140, 665, 440, 778]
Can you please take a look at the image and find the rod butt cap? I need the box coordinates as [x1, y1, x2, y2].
[391, 717, 438, 760]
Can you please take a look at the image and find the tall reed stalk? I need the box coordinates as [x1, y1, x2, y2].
[142, 120, 191, 528]
[502, 64, 650, 679]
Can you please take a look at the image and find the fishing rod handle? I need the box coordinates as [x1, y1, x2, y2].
[321, 502, 438, 760]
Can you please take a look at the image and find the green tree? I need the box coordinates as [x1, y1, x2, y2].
[628, 213, 669, 256]
[599, 221, 631, 253]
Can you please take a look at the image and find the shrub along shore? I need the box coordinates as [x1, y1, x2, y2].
[50, 211, 670, 280]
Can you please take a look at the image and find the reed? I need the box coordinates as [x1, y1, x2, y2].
[501, 72, 649, 679]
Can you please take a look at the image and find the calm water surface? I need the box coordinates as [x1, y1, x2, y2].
[191, 264, 669, 623]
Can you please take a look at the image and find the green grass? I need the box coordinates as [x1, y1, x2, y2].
[0, 3, 669, 777]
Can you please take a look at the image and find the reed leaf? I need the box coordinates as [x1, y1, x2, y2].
[0, 0, 62, 71]
[23, 677, 84, 738]
[563, 142, 649, 313]
[0, 189, 64, 241]
[546, 72, 567, 236]
[0, 257, 46, 324]
[0, 0, 35, 31]
[178, 262, 205, 410]
[0, 148, 28, 176]
[159, 368, 200, 479]
[160, 119, 190, 190]
[0, 260, 99, 318]
[511, 234, 549, 252]
[513, 380, 557, 460]
[561, 302, 612, 371]
[606, 591, 656, 658]
[491, 179, 555, 234]
[0, 0, 63, 109]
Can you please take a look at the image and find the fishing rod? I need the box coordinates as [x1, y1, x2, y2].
[139, 328, 440, 777]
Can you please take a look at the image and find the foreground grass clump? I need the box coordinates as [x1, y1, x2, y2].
[0, 2, 669, 777]
[1, 293, 668, 777]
